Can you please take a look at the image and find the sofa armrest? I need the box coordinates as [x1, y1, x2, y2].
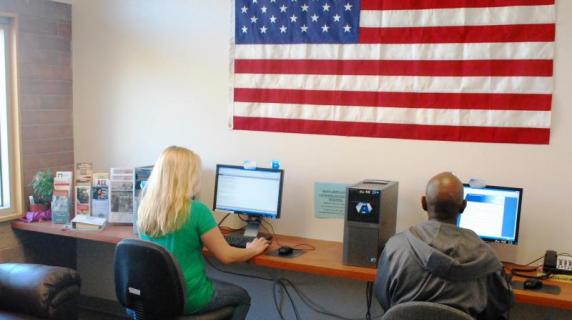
[0, 263, 81, 319]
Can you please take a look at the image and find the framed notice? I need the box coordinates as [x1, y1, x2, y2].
[314, 182, 348, 219]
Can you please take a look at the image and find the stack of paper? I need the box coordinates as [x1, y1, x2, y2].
[71, 215, 107, 231]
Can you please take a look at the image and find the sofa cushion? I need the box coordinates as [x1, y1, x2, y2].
[0, 310, 43, 320]
[0, 264, 80, 319]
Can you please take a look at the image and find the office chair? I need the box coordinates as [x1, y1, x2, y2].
[114, 239, 234, 320]
[381, 301, 473, 320]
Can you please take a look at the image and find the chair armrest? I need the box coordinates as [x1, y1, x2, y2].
[0, 263, 81, 319]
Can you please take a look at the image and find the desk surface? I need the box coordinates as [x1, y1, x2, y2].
[511, 277, 572, 310]
[11, 220, 572, 310]
[504, 263, 572, 311]
[12, 220, 137, 244]
[11, 221, 376, 281]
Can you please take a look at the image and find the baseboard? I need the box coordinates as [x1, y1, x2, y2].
[79, 295, 127, 318]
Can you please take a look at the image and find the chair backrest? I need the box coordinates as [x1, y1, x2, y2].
[381, 301, 474, 320]
[114, 239, 186, 319]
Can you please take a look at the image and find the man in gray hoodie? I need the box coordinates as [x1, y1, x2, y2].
[374, 172, 513, 319]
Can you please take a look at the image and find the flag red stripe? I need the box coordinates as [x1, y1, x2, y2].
[234, 89, 552, 111]
[359, 24, 555, 44]
[361, 0, 555, 10]
[235, 59, 553, 77]
[233, 117, 550, 144]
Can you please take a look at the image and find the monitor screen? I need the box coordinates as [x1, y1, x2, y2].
[213, 165, 284, 219]
[457, 185, 523, 245]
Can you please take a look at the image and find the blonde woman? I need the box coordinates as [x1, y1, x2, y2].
[137, 146, 269, 319]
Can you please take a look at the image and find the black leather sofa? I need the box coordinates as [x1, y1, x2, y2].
[0, 263, 81, 319]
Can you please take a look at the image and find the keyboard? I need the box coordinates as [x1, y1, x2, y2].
[224, 234, 272, 248]
[224, 234, 256, 248]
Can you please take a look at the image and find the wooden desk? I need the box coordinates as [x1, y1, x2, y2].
[511, 276, 572, 310]
[12, 220, 137, 244]
[253, 234, 376, 281]
[11, 220, 375, 282]
[505, 263, 572, 310]
[11, 221, 572, 310]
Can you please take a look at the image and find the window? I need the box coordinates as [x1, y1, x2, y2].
[0, 16, 22, 219]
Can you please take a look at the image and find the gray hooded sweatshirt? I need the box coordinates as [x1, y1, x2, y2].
[374, 220, 514, 319]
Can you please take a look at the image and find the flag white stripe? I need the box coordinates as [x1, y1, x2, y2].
[234, 102, 550, 128]
[234, 42, 554, 61]
[360, 5, 555, 28]
[234, 74, 553, 94]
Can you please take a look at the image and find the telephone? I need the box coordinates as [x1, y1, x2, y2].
[543, 250, 572, 275]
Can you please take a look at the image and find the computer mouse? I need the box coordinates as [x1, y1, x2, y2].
[278, 246, 294, 256]
[523, 278, 543, 290]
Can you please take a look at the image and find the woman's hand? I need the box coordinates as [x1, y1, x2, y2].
[202, 228, 270, 264]
[246, 237, 270, 255]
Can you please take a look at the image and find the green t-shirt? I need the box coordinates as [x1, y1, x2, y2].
[140, 200, 217, 314]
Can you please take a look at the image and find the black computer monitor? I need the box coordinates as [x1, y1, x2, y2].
[457, 184, 523, 245]
[213, 164, 284, 237]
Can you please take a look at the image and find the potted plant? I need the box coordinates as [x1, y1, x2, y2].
[30, 169, 54, 212]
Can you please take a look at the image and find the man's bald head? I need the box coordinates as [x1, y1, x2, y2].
[421, 172, 467, 223]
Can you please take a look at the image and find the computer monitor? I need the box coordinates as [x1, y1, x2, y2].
[457, 185, 523, 245]
[213, 164, 284, 237]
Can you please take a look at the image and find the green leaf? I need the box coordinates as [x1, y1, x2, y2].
[30, 169, 54, 205]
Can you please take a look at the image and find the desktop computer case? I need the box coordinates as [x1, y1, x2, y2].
[343, 180, 398, 268]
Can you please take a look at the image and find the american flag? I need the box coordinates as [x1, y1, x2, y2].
[231, 0, 555, 144]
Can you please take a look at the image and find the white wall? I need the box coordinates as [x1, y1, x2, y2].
[73, 0, 572, 266]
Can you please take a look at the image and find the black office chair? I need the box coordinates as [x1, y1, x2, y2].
[381, 301, 473, 320]
[114, 239, 234, 320]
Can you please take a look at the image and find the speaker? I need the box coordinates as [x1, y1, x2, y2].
[343, 180, 398, 267]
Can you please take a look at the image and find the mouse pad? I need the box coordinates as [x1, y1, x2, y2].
[266, 248, 306, 259]
[511, 281, 562, 295]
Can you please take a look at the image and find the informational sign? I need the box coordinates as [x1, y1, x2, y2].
[314, 182, 348, 219]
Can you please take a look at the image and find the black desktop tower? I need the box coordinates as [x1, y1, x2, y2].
[343, 180, 398, 268]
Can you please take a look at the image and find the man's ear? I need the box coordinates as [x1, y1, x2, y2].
[459, 199, 467, 214]
[421, 196, 427, 211]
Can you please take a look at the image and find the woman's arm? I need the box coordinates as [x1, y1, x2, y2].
[201, 227, 270, 264]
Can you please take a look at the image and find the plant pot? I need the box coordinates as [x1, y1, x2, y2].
[30, 203, 50, 212]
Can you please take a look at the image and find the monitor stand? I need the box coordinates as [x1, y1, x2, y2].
[243, 217, 261, 238]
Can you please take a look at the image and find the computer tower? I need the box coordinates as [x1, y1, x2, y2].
[343, 180, 398, 268]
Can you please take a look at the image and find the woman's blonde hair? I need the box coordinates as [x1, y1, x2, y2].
[137, 146, 201, 237]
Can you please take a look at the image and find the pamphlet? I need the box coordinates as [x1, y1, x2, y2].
[75, 162, 93, 186]
[75, 185, 91, 215]
[109, 168, 134, 224]
[52, 171, 73, 224]
[91, 172, 109, 219]
[92, 186, 109, 218]
[92, 172, 109, 187]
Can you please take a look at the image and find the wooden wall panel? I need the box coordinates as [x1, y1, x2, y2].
[0, 0, 73, 265]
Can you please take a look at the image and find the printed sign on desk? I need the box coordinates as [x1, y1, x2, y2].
[314, 182, 348, 219]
